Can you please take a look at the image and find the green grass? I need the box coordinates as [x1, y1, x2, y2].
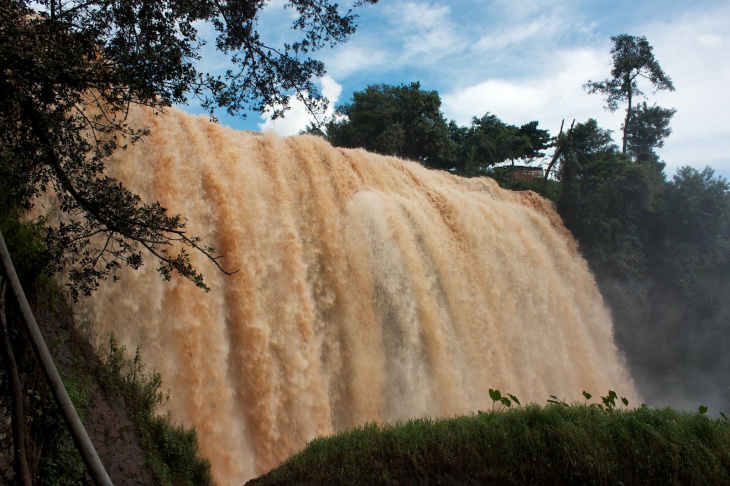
[248, 403, 730, 486]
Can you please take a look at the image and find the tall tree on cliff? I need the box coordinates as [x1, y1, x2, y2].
[0, 0, 377, 298]
[584, 34, 674, 155]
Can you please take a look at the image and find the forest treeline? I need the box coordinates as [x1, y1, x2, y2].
[306, 39, 729, 413]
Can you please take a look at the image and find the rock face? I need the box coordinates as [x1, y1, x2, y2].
[0, 295, 154, 485]
[48, 307, 155, 485]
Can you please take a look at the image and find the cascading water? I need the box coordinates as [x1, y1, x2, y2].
[75, 106, 635, 485]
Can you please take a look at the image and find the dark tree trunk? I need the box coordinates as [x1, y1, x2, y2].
[623, 75, 633, 155]
[0, 281, 33, 486]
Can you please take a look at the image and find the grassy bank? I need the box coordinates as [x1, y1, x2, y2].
[247, 401, 730, 485]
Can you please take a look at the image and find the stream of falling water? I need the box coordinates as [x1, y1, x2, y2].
[74, 106, 634, 485]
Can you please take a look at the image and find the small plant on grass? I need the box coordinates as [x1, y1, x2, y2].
[485, 388, 521, 413]
[552, 390, 631, 413]
[547, 394, 569, 407]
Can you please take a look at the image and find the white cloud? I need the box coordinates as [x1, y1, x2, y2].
[472, 17, 549, 52]
[181, 0, 730, 180]
[323, 46, 390, 79]
[333, 1, 467, 71]
[442, 48, 624, 136]
[387, 2, 459, 57]
[697, 34, 723, 48]
[639, 6, 730, 177]
[257, 75, 342, 136]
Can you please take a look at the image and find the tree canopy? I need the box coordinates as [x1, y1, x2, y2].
[0, 0, 376, 298]
[625, 102, 676, 165]
[454, 114, 550, 175]
[322, 82, 456, 170]
[317, 83, 549, 174]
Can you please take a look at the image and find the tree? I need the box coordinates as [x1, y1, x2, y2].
[469, 114, 527, 166]
[453, 114, 549, 176]
[652, 167, 730, 307]
[584, 34, 674, 154]
[553, 118, 666, 285]
[625, 102, 676, 165]
[517, 121, 551, 160]
[0, 0, 376, 298]
[324, 82, 456, 169]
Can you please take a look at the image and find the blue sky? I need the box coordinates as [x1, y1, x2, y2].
[184, 0, 730, 179]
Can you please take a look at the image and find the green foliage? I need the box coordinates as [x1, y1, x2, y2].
[100, 334, 213, 486]
[485, 167, 561, 200]
[0, 226, 212, 485]
[324, 82, 456, 169]
[487, 388, 520, 412]
[25, 359, 90, 486]
[584, 34, 674, 154]
[1, 275, 90, 485]
[453, 113, 550, 175]
[626, 102, 676, 164]
[248, 399, 730, 486]
[321, 83, 549, 174]
[555, 119, 660, 281]
[654, 166, 730, 302]
[585, 35, 674, 112]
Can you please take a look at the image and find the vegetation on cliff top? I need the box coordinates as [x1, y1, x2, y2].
[248, 398, 730, 486]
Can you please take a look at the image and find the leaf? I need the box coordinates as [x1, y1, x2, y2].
[720, 412, 728, 421]
[602, 390, 617, 409]
[500, 397, 511, 408]
[507, 394, 521, 406]
[489, 389, 502, 402]
[547, 396, 568, 407]
[582, 391, 592, 401]
[698, 405, 708, 415]
[621, 397, 629, 407]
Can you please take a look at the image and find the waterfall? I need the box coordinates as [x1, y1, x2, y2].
[75, 106, 634, 485]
